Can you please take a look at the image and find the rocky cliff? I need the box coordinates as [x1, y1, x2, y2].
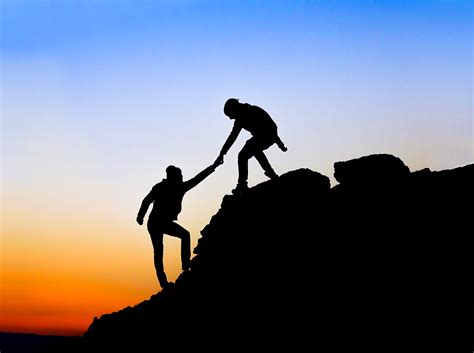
[77, 154, 472, 352]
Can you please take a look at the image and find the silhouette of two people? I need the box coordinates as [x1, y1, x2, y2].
[137, 162, 220, 288]
[217, 98, 287, 194]
[137, 98, 286, 288]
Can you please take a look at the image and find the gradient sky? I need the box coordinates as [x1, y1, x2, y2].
[1, 0, 472, 336]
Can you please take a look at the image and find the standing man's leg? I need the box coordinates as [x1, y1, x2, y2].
[164, 222, 191, 271]
[242, 137, 278, 181]
[147, 223, 168, 288]
[235, 138, 257, 192]
[254, 147, 278, 179]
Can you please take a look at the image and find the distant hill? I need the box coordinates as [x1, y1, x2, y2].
[57, 154, 474, 352]
[0, 332, 80, 353]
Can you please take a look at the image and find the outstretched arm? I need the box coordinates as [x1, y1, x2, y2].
[219, 123, 242, 159]
[184, 162, 219, 191]
[136, 190, 155, 225]
[275, 135, 288, 152]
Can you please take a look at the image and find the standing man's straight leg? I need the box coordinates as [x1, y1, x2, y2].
[147, 223, 168, 287]
[238, 138, 257, 186]
[165, 222, 191, 271]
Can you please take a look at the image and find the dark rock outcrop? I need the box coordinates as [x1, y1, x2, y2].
[70, 155, 472, 352]
[334, 153, 410, 185]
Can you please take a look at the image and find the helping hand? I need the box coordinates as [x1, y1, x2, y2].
[214, 154, 224, 167]
[280, 145, 288, 152]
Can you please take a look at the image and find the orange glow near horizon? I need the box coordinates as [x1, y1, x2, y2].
[1, 205, 189, 336]
[1, 247, 185, 336]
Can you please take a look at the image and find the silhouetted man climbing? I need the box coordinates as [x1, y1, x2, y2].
[217, 98, 287, 194]
[136, 161, 220, 288]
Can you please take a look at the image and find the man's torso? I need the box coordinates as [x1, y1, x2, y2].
[149, 180, 186, 222]
[237, 104, 277, 138]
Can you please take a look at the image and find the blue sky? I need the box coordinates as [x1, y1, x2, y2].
[2, 0, 471, 174]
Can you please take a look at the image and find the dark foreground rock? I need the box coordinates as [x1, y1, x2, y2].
[59, 155, 473, 352]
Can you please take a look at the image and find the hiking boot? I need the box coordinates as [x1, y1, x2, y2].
[264, 170, 279, 180]
[232, 182, 249, 195]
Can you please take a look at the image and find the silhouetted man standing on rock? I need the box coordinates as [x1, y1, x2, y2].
[217, 98, 287, 194]
[137, 161, 220, 288]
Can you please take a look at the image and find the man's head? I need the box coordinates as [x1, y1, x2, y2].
[166, 165, 183, 182]
[224, 98, 240, 119]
